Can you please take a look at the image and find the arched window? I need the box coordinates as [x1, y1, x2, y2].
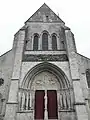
[52, 34, 57, 50]
[33, 33, 39, 50]
[42, 32, 48, 50]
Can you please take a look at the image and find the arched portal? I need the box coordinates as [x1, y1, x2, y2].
[19, 62, 74, 119]
[21, 62, 70, 89]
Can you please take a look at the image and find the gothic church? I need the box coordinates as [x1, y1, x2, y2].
[0, 3, 90, 120]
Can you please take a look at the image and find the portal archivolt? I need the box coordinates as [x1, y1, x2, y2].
[21, 62, 71, 89]
[18, 62, 74, 119]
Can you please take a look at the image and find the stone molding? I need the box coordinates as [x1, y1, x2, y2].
[72, 79, 80, 81]
[74, 102, 86, 106]
[6, 102, 18, 104]
[22, 54, 68, 61]
[11, 79, 19, 81]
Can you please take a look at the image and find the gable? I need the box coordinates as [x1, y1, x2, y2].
[25, 3, 64, 23]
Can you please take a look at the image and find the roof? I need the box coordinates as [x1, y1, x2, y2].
[25, 3, 65, 23]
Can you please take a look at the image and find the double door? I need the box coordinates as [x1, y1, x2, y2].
[35, 90, 58, 119]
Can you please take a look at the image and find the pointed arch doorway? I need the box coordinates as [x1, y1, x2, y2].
[20, 62, 73, 120]
[31, 71, 60, 120]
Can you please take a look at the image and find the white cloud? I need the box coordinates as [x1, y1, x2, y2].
[0, 0, 90, 58]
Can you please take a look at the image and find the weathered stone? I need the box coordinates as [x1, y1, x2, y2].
[22, 54, 68, 61]
[0, 3, 90, 120]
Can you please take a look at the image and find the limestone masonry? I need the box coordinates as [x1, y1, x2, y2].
[0, 3, 90, 120]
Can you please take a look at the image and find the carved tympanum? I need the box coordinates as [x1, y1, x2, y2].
[31, 71, 60, 90]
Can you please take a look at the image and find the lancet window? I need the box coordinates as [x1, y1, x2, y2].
[42, 31, 48, 50]
[25, 29, 67, 51]
[33, 33, 39, 50]
[52, 33, 57, 50]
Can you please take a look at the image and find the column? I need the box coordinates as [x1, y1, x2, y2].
[48, 35, 52, 50]
[44, 90, 48, 120]
[27, 27, 33, 50]
[38, 34, 42, 50]
[57, 36, 61, 50]
[57, 90, 60, 119]
[26, 91, 28, 110]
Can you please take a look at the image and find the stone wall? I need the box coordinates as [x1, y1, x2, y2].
[19, 61, 72, 87]
[17, 61, 76, 120]
[77, 53, 90, 119]
[25, 23, 65, 51]
[0, 50, 14, 119]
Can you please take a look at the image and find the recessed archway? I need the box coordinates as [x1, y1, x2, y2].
[19, 62, 74, 120]
[21, 62, 71, 89]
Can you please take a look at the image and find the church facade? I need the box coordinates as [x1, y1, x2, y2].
[0, 3, 90, 120]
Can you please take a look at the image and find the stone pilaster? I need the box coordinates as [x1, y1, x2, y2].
[38, 34, 42, 50]
[65, 30, 88, 120]
[57, 36, 61, 50]
[48, 35, 52, 50]
[4, 30, 25, 120]
[28, 27, 33, 50]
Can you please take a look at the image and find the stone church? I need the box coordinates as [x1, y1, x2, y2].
[0, 3, 90, 120]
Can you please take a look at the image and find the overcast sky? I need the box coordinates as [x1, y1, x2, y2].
[0, 0, 90, 58]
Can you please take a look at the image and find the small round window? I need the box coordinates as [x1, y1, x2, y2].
[0, 78, 4, 86]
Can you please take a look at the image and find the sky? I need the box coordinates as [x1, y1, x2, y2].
[0, 0, 90, 58]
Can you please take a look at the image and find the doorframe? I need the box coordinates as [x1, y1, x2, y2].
[34, 90, 59, 120]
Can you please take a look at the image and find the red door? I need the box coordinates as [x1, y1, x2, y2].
[34, 90, 45, 119]
[47, 90, 58, 119]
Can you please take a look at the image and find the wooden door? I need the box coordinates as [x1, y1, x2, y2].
[34, 90, 45, 119]
[47, 90, 58, 119]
